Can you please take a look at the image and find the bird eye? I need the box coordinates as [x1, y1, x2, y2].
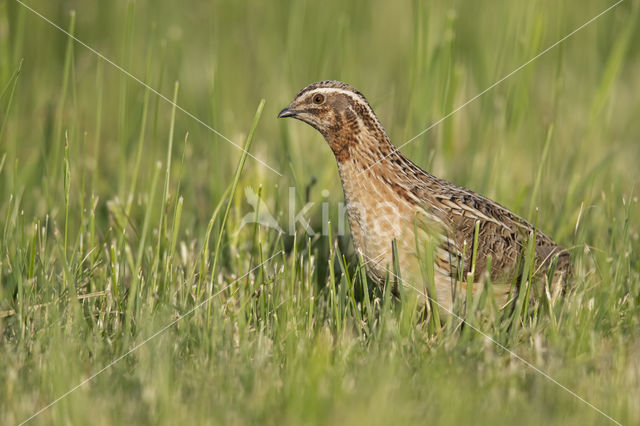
[312, 94, 325, 104]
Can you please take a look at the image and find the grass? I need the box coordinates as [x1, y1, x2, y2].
[1, 0, 639, 424]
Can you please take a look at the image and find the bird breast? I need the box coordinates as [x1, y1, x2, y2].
[337, 158, 419, 280]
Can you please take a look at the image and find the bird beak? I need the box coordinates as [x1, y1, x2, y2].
[277, 108, 301, 118]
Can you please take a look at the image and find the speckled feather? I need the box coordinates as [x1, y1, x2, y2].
[280, 80, 570, 311]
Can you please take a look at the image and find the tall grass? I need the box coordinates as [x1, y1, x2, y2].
[1, 0, 639, 425]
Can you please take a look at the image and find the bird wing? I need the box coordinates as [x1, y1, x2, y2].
[413, 182, 539, 283]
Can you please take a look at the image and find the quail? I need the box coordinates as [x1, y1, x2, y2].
[279, 80, 570, 312]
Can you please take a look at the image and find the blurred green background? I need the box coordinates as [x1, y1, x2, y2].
[1, 0, 639, 425]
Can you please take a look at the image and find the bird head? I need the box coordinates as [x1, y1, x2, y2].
[278, 80, 393, 163]
[278, 80, 381, 136]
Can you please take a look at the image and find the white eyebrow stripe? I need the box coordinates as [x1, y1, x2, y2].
[308, 88, 368, 108]
[307, 87, 384, 129]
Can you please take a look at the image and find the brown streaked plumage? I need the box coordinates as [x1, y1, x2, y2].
[279, 80, 570, 312]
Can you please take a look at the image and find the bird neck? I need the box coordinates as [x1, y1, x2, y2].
[328, 122, 426, 180]
[324, 110, 397, 167]
[325, 115, 439, 203]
